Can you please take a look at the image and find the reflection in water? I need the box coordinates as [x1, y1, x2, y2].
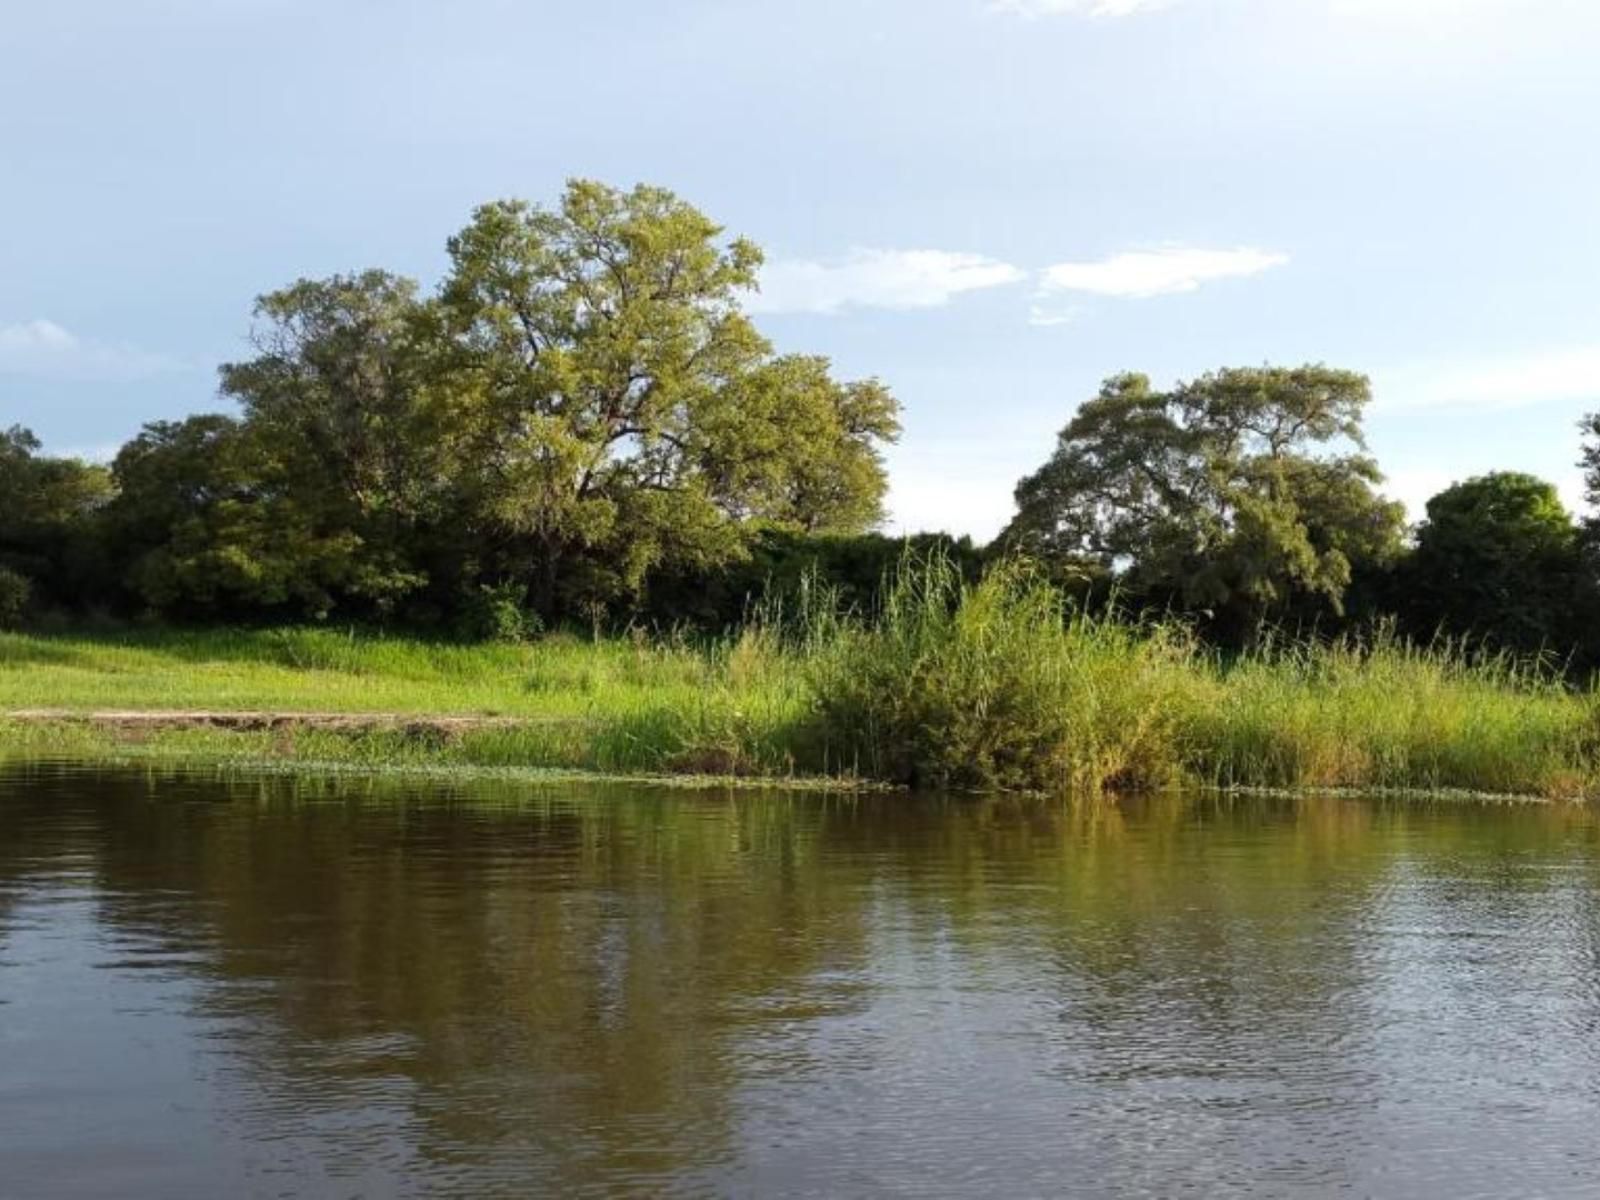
[2, 765, 1599, 1197]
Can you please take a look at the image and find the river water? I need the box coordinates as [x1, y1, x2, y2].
[3, 764, 1600, 1197]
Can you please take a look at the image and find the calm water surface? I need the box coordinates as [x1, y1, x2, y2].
[3, 764, 1600, 1197]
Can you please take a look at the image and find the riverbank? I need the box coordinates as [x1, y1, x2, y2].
[3, 561, 1597, 797]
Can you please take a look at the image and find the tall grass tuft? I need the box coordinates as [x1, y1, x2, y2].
[798, 554, 1201, 791]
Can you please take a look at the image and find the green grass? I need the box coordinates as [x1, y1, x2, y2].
[2, 559, 1598, 798]
[0, 625, 732, 717]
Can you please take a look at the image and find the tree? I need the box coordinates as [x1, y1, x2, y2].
[0, 425, 114, 613]
[1003, 366, 1405, 633]
[1398, 472, 1591, 657]
[217, 271, 459, 611]
[198, 179, 899, 626]
[438, 179, 898, 615]
[107, 415, 389, 619]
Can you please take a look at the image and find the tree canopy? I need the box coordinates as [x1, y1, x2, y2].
[1396, 471, 1588, 656]
[115, 179, 900, 622]
[0, 426, 114, 620]
[1004, 366, 1405, 630]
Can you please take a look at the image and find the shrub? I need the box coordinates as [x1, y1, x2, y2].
[801, 553, 1197, 791]
[457, 581, 544, 644]
[0, 568, 31, 630]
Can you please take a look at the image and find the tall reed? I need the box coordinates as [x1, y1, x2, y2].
[797, 554, 1201, 791]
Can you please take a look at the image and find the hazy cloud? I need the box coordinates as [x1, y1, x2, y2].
[1376, 347, 1600, 411]
[0, 319, 187, 381]
[750, 249, 1027, 315]
[1027, 303, 1086, 328]
[1035, 246, 1288, 303]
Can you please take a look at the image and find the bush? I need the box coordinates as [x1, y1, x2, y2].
[456, 581, 543, 643]
[801, 553, 1197, 791]
[0, 568, 31, 629]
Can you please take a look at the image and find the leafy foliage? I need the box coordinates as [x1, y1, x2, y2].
[436, 181, 898, 612]
[1396, 472, 1590, 657]
[107, 415, 397, 619]
[105, 180, 900, 623]
[0, 567, 30, 629]
[1582, 411, 1600, 567]
[1004, 366, 1405, 634]
[0, 425, 114, 610]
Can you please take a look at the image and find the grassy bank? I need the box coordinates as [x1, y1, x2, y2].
[2, 559, 1597, 798]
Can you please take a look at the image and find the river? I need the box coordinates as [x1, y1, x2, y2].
[3, 763, 1599, 1197]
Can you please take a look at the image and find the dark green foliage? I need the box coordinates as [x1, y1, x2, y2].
[455, 581, 544, 644]
[0, 426, 114, 612]
[1582, 413, 1600, 575]
[0, 567, 29, 629]
[638, 528, 985, 629]
[1583, 412, 1600, 512]
[7, 192, 1600, 678]
[106, 415, 400, 620]
[1394, 472, 1594, 660]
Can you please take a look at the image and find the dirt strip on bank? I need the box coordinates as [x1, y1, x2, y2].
[1, 710, 589, 735]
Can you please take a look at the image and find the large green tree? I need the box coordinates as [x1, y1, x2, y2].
[437, 179, 898, 613]
[1398, 472, 1591, 657]
[1004, 366, 1405, 631]
[194, 179, 898, 623]
[216, 270, 458, 610]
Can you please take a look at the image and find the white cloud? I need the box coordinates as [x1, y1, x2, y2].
[0, 319, 186, 381]
[1035, 245, 1289, 300]
[1375, 347, 1600, 411]
[749, 249, 1027, 315]
[989, 0, 1171, 16]
[1027, 302, 1085, 327]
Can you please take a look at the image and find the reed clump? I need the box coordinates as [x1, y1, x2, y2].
[795, 556, 1203, 792]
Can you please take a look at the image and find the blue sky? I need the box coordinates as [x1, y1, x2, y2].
[5, 0, 1599, 539]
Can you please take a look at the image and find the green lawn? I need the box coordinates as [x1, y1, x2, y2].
[0, 626, 743, 717]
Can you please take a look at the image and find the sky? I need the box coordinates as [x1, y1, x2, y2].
[4, 0, 1600, 540]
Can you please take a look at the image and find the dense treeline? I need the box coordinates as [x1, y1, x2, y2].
[6, 180, 902, 635]
[4, 179, 1600, 669]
